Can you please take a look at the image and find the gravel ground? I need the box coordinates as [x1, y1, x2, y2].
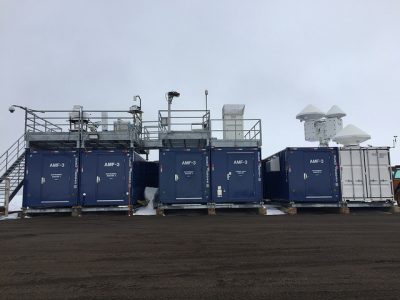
[1, 213, 400, 300]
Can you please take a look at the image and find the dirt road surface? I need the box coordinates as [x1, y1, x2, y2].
[1, 214, 400, 299]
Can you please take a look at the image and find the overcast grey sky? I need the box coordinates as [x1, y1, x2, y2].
[0, 0, 399, 163]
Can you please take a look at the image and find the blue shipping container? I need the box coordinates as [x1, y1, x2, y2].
[132, 160, 159, 203]
[23, 150, 79, 208]
[211, 147, 262, 203]
[159, 148, 209, 204]
[263, 147, 341, 204]
[80, 150, 135, 207]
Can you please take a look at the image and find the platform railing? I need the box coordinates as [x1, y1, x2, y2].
[20, 109, 145, 147]
[0, 134, 25, 178]
[141, 121, 161, 141]
[158, 110, 211, 133]
[23, 110, 142, 134]
[209, 119, 262, 143]
[25, 110, 63, 133]
[140, 113, 261, 144]
[0, 133, 26, 207]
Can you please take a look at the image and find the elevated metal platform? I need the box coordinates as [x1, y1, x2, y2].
[27, 132, 80, 149]
[210, 139, 261, 148]
[16, 105, 262, 152]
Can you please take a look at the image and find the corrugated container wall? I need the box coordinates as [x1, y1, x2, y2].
[80, 150, 134, 207]
[339, 147, 394, 204]
[159, 148, 210, 204]
[23, 150, 79, 208]
[211, 147, 262, 203]
[263, 147, 341, 205]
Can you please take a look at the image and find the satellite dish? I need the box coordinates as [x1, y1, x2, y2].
[296, 104, 325, 121]
[326, 105, 346, 119]
[333, 124, 371, 146]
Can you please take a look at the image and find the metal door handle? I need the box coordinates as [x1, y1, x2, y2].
[41, 177, 45, 184]
[175, 174, 179, 182]
[96, 176, 100, 183]
[304, 173, 308, 180]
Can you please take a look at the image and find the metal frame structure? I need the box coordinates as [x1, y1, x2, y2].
[155, 202, 265, 215]
[1, 102, 262, 215]
[141, 110, 262, 149]
[12, 106, 261, 151]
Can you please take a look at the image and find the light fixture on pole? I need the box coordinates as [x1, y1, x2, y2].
[166, 91, 180, 131]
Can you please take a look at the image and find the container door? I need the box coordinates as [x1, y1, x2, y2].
[81, 152, 129, 206]
[339, 149, 367, 201]
[226, 152, 256, 201]
[95, 154, 129, 205]
[40, 154, 77, 206]
[174, 152, 205, 203]
[364, 149, 393, 201]
[287, 150, 307, 202]
[303, 151, 336, 202]
[23, 152, 78, 208]
[23, 152, 42, 207]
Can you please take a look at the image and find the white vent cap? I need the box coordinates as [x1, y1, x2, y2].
[296, 104, 325, 121]
[326, 105, 346, 119]
[333, 124, 371, 146]
[222, 104, 245, 115]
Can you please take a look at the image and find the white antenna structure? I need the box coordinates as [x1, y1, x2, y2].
[296, 104, 372, 147]
[333, 124, 371, 147]
[296, 104, 346, 147]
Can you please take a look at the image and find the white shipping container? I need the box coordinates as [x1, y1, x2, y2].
[339, 147, 394, 203]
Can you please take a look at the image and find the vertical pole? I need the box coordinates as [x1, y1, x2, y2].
[205, 90, 208, 113]
[167, 99, 172, 132]
[78, 106, 83, 149]
[205, 90, 209, 131]
[4, 178, 10, 217]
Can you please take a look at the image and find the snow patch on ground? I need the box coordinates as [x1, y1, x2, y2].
[8, 194, 23, 212]
[0, 195, 23, 221]
[0, 213, 20, 221]
[133, 187, 157, 216]
[265, 205, 286, 216]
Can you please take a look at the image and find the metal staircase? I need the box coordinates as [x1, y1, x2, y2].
[0, 134, 26, 212]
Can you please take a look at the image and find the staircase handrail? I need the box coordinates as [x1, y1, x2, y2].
[0, 134, 26, 178]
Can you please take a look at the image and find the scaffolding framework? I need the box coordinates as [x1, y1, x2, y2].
[21, 108, 262, 151]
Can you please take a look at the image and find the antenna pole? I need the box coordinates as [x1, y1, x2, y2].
[205, 90, 208, 112]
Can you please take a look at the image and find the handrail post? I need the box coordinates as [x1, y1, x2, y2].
[24, 110, 28, 134]
[4, 178, 10, 217]
[5, 149, 9, 171]
[33, 114, 36, 132]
